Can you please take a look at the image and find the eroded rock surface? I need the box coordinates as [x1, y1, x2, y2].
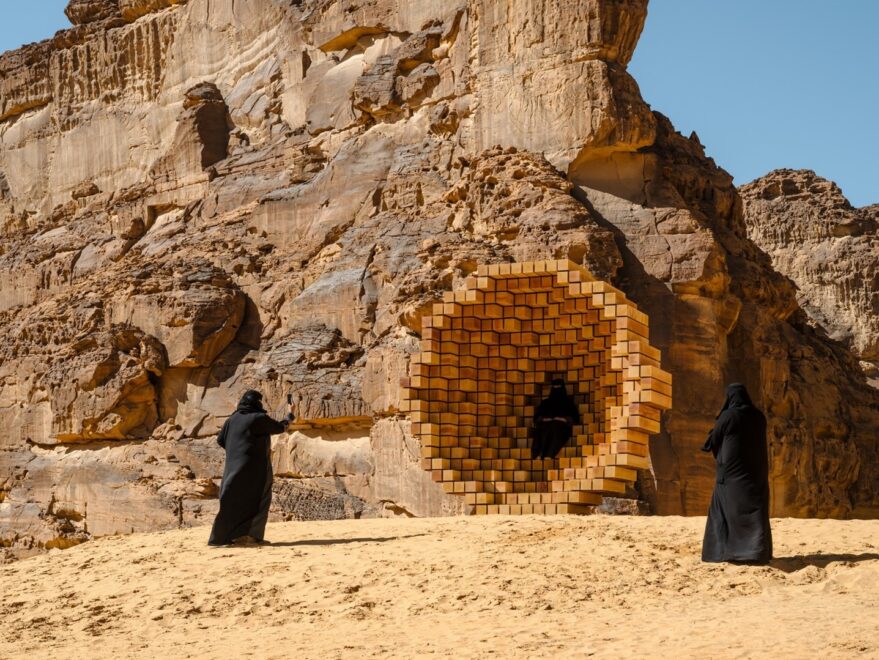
[741, 170, 879, 382]
[1, 0, 877, 558]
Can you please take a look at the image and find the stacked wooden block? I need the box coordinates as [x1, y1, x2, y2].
[399, 259, 672, 515]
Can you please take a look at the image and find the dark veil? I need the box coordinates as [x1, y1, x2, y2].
[703, 383, 753, 453]
[534, 378, 580, 423]
[237, 389, 266, 414]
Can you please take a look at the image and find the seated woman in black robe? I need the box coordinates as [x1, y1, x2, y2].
[701, 383, 773, 564]
[531, 378, 580, 460]
[209, 390, 294, 546]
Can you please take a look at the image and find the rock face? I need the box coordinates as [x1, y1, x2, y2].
[65, 0, 123, 25]
[1, 0, 877, 558]
[740, 170, 879, 383]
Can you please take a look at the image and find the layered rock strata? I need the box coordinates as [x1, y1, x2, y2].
[1, 0, 877, 558]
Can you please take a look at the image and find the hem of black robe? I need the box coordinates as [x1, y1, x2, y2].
[209, 515, 262, 546]
[702, 552, 772, 564]
[728, 558, 772, 566]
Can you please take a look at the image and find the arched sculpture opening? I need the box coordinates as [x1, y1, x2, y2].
[401, 260, 672, 514]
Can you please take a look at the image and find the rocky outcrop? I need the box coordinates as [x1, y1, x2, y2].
[150, 82, 232, 188]
[0, 0, 877, 558]
[65, 0, 122, 25]
[740, 170, 879, 383]
[119, 0, 188, 22]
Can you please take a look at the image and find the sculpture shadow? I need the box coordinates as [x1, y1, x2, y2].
[770, 552, 879, 573]
[255, 534, 427, 548]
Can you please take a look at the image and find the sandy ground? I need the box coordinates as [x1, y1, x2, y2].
[1, 516, 878, 659]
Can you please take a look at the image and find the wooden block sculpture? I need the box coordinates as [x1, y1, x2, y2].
[399, 260, 672, 515]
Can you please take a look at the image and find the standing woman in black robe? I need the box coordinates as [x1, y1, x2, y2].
[701, 383, 772, 564]
[531, 378, 580, 460]
[209, 390, 294, 546]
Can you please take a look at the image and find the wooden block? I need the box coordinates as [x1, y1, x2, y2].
[627, 340, 661, 362]
[639, 364, 672, 384]
[629, 403, 662, 421]
[623, 415, 661, 434]
[603, 453, 650, 470]
[603, 466, 637, 481]
[617, 316, 649, 338]
[628, 352, 660, 368]
[612, 302, 646, 323]
[566, 491, 603, 505]
[639, 377, 672, 397]
[592, 478, 627, 494]
[609, 429, 650, 445]
[417, 351, 441, 365]
[651, 390, 673, 409]
[608, 441, 648, 456]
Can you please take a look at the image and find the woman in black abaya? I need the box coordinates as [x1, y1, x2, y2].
[701, 383, 773, 564]
[532, 378, 580, 460]
[209, 390, 294, 546]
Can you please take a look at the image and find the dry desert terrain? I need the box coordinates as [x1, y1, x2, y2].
[2, 515, 878, 659]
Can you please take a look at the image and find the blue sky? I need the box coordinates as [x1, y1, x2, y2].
[0, 1, 70, 49]
[1, 1, 876, 206]
[630, 0, 878, 207]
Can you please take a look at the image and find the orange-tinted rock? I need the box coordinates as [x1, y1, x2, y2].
[65, 0, 122, 25]
[0, 0, 877, 557]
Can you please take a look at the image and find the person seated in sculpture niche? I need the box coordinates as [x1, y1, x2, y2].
[701, 383, 773, 565]
[208, 390, 295, 547]
[531, 378, 580, 460]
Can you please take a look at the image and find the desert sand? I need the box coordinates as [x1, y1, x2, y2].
[2, 515, 878, 659]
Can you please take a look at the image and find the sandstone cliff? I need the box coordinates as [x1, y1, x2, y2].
[741, 169, 879, 385]
[1, 0, 877, 558]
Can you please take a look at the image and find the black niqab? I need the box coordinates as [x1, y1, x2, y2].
[235, 389, 265, 416]
[533, 380, 580, 424]
[531, 379, 580, 460]
[209, 390, 290, 545]
[701, 383, 772, 563]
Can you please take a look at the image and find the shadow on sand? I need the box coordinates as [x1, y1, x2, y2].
[227, 534, 428, 549]
[770, 552, 879, 573]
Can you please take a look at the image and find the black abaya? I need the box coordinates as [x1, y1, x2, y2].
[701, 383, 772, 564]
[532, 381, 580, 460]
[209, 395, 291, 545]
